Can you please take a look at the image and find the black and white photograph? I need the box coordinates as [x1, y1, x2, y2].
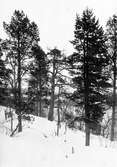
[0, 0, 117, 166]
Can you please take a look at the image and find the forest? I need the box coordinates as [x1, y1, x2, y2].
[0, 8, 117, 147]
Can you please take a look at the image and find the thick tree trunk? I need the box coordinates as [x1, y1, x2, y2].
[85, 123, 90, 146]
[85, 93, 90, 146]
[18, 115, 22, 132]
[37, 93, 42, 117]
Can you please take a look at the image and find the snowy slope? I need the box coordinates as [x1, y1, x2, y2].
[0, 106, 17, 135]
[0, 115, 117, 167]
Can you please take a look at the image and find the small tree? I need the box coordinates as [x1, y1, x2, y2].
[47, 48, 66, 121]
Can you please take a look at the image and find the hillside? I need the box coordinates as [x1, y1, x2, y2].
[0, 108, 117, 167]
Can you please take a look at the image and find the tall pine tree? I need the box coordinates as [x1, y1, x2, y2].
[68, 9, 110, 146]
[3, 10, 39, 132]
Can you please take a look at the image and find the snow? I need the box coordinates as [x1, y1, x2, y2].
[0, 108, 117, 167]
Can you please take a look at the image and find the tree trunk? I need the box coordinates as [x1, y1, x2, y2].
[10, 109, 13, 132]
[37, 84, 40, 116]
[18, 115, 22, 132]
[111, 58, 116, 141]
[57, 86, 61, 136]
[85, 123, 90, 146]
[37, 99, 39, 116]
[48, 57, 56, 121]
[37, 93, 42, 117]
[37, 79, 42, 117]
[84, 35, 90, 146]
[39, 77, 42, 117]
[48, 79, 55, 121]
[111, 27, 117, 141]
[17, 35, 22, 132]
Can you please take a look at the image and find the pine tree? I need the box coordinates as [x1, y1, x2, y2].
[106, 15, 117, 141]
[68, 8, 110, 146]
[0, 40, 9, 104]
[3, 10, 39, 132]
[48, 48, 66, 121]
[28, 44, 48, 117]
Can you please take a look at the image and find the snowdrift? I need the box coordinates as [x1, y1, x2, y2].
[0, 110, 117, 167]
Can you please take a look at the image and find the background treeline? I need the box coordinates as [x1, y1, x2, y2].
[0, 8, 117, 146]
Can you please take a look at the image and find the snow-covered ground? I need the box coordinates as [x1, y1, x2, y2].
[0, 107, 117, 167]
[0, 106, 17, 135]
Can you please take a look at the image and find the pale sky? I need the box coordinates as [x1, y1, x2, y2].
[1, 0, 117, 54]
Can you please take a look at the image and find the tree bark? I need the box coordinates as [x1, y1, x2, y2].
[111, 55, 116, 141]
[48, 75, 55, 121]
[10, 108, 13, 132]
[111, 25, 117, 141]
[39, 76, 42, 117]
[84, 34, 90, 146]
[48, 56, 56, 121]
[37, 82, 40, 116]
[17, 34, 22, 132]
[57, 86, 61, 136]
[85, 124, 90, 146]
[37, 75, 42, 117]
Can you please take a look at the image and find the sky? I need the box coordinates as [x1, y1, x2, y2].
[1, 0, 117, 54]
